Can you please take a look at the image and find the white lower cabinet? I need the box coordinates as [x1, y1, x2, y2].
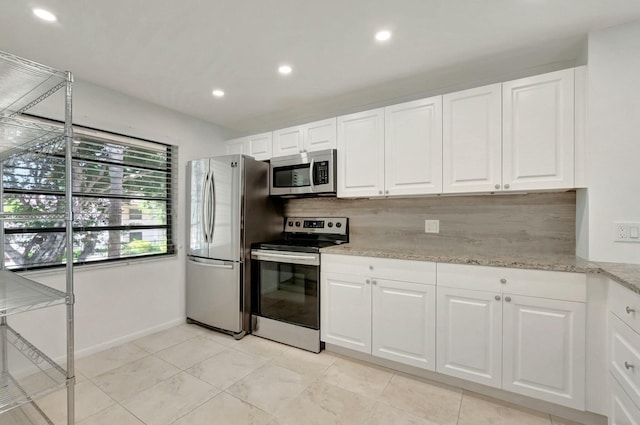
[436, 263, 586, 410]
[372, 279, 435, 369]
[436, 286, 503, 388]
[610, 376, 640, 425]
[322, 272, 371, 353]
[321, 255, 436, 370]
[502, 294, 586, 410]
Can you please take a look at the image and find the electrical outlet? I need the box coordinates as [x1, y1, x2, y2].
[425, 220, 439, 234]
[614, 222, 640, 242]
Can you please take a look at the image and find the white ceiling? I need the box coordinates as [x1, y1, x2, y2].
[1, 1, 640, 135]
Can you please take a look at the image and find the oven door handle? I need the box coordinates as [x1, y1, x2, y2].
[251, 250, 320, 265]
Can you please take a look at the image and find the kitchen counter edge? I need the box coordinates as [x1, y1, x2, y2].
[320, 245, 640, 295]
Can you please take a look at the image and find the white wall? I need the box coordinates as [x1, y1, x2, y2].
[580, 19, 640, 263]
[11, 79, 233, 359]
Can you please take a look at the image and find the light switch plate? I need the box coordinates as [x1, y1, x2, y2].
[425, 220, 440, 234]
[614, 222, 640, 242]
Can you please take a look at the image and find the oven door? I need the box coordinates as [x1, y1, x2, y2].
[251, 249, 320, 329]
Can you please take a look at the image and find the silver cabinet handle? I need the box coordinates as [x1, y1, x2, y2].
[372, 280, 377, 285]
[500, 278, 507, 284]
[626, 306, 636, 314]
[495, 295, 501, 301]
[505, 296, 512, 302]
[366, 279, 370, 284]
[494, 184, 500, 189]
[625, 361, 634, 370]
[504, 184, 510, 189]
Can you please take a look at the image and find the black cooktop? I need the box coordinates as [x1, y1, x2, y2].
[253, 239, 344, 253]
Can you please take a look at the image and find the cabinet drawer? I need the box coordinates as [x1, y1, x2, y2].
[610, 281, 640, 335]
[610, 375, 640, 425]
[437, 263, 586, 302]
[610, 313, 640, 409]
[321, 254, 435, 285]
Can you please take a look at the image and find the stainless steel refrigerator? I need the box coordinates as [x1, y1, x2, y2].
[186, 154, 282, 338]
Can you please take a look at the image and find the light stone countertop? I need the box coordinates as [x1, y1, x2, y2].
[320, 244, 640, 295]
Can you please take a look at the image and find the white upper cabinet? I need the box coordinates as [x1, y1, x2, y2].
[337, 108, 385, 197]
[502, 69, 575, 191]
[304, 118, 337, 152]
[273, 118, 337, 157]
[272, 125, 303, 157]
[385, 97, 443, 196]
[246, 132, 273, 161]
[225, 137, 248, 155]
[443, 84, 502, 193]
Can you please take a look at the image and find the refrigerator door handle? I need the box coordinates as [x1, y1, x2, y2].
[201, 171, 211, 243]
[188, 257, 235, 269]
[209, 169, 216, 241]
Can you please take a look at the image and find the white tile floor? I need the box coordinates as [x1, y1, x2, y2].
[5, 323, 586, 425]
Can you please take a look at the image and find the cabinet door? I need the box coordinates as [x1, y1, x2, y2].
[304, 118, 336, 152]
[372, 279, 435, 370]
[321, 272, 371, 353]
[273, 125, 303, 157]
[225, 137, 248, 155]
[502, 294, 585, 410]
[384, 97, 443, 196]
[436, 287, 502, 388]
[247, 132, 273, 161]
[443, 84, 502, 193]
[610, 376, 640, 425]
[502, 69, 574, 191]
[337, 108, 385, 198]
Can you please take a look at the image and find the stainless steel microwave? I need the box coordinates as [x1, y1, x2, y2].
[269, 149, 337, 197]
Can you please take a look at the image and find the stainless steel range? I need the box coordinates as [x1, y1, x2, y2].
[250, 217, 348, 353]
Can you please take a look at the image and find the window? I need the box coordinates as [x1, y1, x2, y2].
[3, 119, 176, 270]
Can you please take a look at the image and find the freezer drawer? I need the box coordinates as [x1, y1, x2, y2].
[186, 257, 242, 333]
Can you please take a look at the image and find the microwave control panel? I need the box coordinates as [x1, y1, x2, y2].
[313, 161, 330, 185]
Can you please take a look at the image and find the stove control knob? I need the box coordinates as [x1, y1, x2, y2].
[336, 222, 342, 228]
[327, 222, 333, 228]
[288, 221, 293, 227]
[295, 221, 301, 227]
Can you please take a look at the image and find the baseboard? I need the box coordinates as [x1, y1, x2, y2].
[73, 317, 186, 360]
[325, 343, 608, 425]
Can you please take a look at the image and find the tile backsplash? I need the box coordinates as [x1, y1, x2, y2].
[284, 192, 576, 255]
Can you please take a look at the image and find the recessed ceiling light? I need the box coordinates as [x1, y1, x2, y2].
[375, 30, 392, 42]
[33, 8, 57, 22]
[212, 89, 225, 98]
[278, 65, 293, 75]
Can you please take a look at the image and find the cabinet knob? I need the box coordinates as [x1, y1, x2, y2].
[385, 190, 389, 195]
[626, 306, 635, 314]
[505, 296, 512, 302]
[500, 278, 507, 284]
[494, 184, 500, 189]
[369, 265, 373, 270]
[625, 361, 634, 370]
[495, 295, 501, 301]
[504, 184, 510, 189]
[372, 280, 377, 285]
[378, 190, 383, 195]
[366, 279, 370, 284]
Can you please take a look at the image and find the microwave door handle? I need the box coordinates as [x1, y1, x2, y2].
[309, 158, 315, 192]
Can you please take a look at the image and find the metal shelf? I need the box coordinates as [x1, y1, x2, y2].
[0, 51, 67, 119]
[0, 325, 67, 415]
[0, 271, 67, 317]
[0, 401, 54, 425]
[0, 117, 65, 161]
